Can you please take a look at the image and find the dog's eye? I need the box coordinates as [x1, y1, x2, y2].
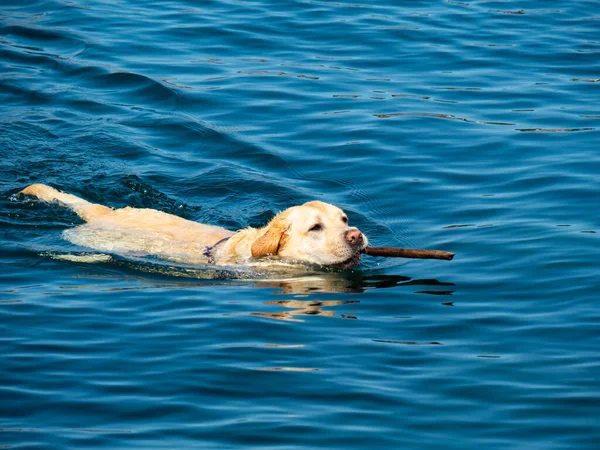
[309, 223, 323, 232]
[341, 216, 348, 224]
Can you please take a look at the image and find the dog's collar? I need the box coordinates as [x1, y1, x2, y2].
[203, 236, 231, 264]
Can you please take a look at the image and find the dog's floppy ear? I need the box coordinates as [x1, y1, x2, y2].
[251, 211, 291, 258]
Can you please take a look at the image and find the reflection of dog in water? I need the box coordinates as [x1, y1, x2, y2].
[253, 274, 456, 295]
[21, 184, 368, 268]
[251, 299, 360, 322]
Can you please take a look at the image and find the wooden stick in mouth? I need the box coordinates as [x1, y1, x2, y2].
[363, 246, 454, 261]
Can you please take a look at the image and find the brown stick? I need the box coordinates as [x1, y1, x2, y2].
[363, 246, 454, 261]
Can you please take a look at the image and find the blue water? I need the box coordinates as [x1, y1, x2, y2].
[1, 0, 600, 448]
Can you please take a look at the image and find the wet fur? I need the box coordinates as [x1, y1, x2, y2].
[20, 184, 368, 267]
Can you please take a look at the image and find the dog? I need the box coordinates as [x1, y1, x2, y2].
[20, 184, 369, 269]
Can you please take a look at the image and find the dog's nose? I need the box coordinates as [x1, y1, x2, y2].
[345, 229, 363, 246]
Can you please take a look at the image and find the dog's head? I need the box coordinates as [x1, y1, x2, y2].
[251, 201, 368, 268]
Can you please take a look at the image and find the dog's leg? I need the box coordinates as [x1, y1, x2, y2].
[20, 184, 112, 222]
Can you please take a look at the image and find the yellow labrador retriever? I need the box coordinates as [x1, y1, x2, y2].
[20, 184, 368, 269]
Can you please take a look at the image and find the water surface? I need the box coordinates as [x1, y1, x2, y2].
[1, 0, 599, 448]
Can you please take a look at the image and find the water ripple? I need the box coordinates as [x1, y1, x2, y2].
[1, 0, 600, 448]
